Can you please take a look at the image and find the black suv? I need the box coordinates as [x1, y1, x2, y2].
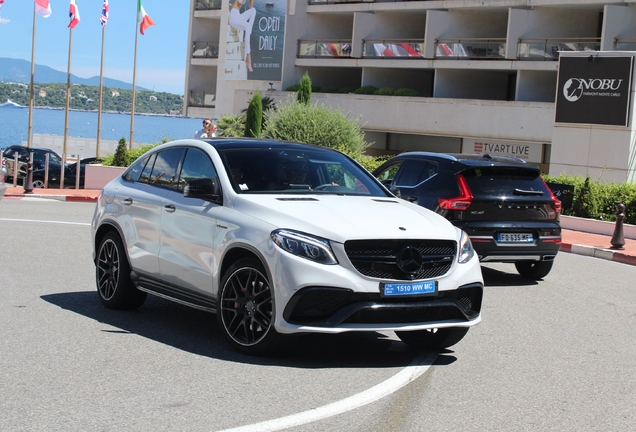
[2, 145, 63, 183]
[373, 152, 562, 279]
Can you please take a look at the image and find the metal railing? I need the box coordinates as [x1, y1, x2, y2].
[518, 38, 601, 61]
[435, 38, 506, 60]
[362, 39, 424, 58]
[192, 42, 220, 59]
[194, 0, 222, 11]
[297, 40, 353, 58]
[614, 36, 636, 51]
[189, 91, 216, 108]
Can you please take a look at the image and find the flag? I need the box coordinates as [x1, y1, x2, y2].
[35, 0, 51, 18]
[0, 1, 5, 5]
[68, 0, 80, 29]
[100, 0, 109, 26]
[137, 0, 155, 35]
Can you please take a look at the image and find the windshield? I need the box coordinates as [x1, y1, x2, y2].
[218, 147, 389, 196]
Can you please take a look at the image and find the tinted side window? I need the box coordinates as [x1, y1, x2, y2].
[395, 160, 436, 187]
[139, 154, 157, 183]
[123, 154, 151, 182]
[375, 162, 402, 185]
[149, 148, 184, 188]
[177, 148, 218, 191]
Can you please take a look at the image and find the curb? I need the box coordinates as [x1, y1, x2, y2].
[4, 193, 98, 203]
[562, 242, 636, 266]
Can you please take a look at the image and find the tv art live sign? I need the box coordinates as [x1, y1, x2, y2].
[462, 138, 543, 164]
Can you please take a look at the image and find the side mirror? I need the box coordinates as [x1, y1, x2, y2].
[184, 178, 221, 203]
[389, 185, 401, 198]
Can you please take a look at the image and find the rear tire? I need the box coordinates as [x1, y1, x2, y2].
[32, 178, 45, 188]
[515, 260, 554, 280]
[396, 327, 470, 350]
[218, 258, 281, 356]
[96, 231, 147, 309]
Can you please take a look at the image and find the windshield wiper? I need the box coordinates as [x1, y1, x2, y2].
[513, 188, 544, 196]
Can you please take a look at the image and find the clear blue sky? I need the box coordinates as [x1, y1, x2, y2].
[0, 0, 190, 94]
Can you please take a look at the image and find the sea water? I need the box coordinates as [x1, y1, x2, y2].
[0, 107, 205, 150]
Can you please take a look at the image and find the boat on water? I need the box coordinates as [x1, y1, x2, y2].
[0, 99, 26, 109]
[266, 2, 274, 6]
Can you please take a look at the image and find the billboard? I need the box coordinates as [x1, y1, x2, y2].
[462, 138, 544, 164]
[225, 0, 286, 82]
[555, 56, 633, 127]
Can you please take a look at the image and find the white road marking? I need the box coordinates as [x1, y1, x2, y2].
[217, 350, 437, 432]
[0, 218, 91, 226]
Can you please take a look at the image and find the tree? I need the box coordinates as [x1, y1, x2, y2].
[244, 90, 263, 138]
[297, 73, 312, 105]
[217, 113, 245, 137]
[263, 98, 370, 158]
[113, 138, 129, 167]
[572, 176, 598, 219]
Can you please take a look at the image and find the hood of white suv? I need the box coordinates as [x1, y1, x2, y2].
[233, 195, 459, 243]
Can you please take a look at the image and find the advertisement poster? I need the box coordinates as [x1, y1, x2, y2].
[462, 138, 543, 164]
[555, 56, 633, 127]
[225, 0, 286, 81]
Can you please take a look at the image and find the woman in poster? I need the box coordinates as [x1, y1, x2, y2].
[229, 0, 256, 72]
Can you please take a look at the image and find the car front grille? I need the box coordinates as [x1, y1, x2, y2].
[344, 239, 456, 280]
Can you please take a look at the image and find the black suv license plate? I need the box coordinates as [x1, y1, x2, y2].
[498, 233, 533, 243]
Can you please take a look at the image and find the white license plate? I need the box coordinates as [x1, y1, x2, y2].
[498, 233, 533, 243]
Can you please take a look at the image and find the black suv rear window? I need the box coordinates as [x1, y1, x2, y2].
[462, 167, 547, 197]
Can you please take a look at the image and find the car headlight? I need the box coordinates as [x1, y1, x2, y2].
[458, 231, 475, 264]
[271, 229, 338, 265]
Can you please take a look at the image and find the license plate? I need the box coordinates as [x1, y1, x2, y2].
[498, 233, 533, 243]
[381, 281, 437, 297]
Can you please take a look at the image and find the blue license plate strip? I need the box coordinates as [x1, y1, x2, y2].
[381, 281, 437, 297]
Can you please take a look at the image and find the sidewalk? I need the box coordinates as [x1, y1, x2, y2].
[3, 185, 636, 266]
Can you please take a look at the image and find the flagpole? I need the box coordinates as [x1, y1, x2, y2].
[61, 25, 74, 188]
[97, 25, 106, 158]
[129, 8, 140, 150]
[27, 3, 37, 150]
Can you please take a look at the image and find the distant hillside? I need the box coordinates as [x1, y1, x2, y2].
[0, 57, 150, 92]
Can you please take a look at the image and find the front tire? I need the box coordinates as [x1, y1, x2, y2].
[515, 260, 554, 280]
[396, 327, 470, 350]
[32, 178, 45, 188]
[96, 231, 147, 309]
[218, 258, 280, 355]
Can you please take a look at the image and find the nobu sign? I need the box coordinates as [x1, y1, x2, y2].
[556, 56, 633, 126]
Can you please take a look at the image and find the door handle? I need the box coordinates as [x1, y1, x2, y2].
[164, 203, 176, 213]
[122, 197, 133, 205]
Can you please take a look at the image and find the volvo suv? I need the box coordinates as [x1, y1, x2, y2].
[373, 152, 561, 280]
[91, 139, 484, 355]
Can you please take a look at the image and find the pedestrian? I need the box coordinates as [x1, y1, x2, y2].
[193, 119, 213, 138]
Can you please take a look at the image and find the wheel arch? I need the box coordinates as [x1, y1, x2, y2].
[94, 221, 129, 265]
[219, 244, 271, 286]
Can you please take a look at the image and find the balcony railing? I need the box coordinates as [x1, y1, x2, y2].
[297, 40, 352, 58]
[614, 36, 636, 51]
[194, 0, 222, 10]
[189, 91, 216, 108]
[518, 38, 601, 61]
[192, 42, 219, 59]
[435, 38, 506, 60]
[362, 40, 424, 58]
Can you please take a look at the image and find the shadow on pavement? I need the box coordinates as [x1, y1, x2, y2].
[480, 266, 540, 287]
[41, 290, 428, 369]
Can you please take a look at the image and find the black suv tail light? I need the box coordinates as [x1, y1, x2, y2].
[541, 178, 562, 213]
[438, 174, 473, 211]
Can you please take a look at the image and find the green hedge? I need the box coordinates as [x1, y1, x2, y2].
[542, 174, 636, 225]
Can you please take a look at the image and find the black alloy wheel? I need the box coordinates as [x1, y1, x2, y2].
[218, 258, 280, 355]
[514, 260, 554, 280]
[396, 327, 470, 350]
[96, 231, 147, 309]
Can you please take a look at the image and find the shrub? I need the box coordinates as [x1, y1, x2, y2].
[297, 73, 312, 105]
[320, 86, 340, 93]
[354, 86, 379, 95]
[263, 97, 371, 158]
[217, 113, 245, 137]
[245, 90, 263, 138]
[356, 155, 392, 172]
[338, 87, 357, 94]
[112, 138, 129, 167]
[374, 87, 395, 96]
[311, 85, 322, 93]
[285, 84, 301, 91]
[102, 142, 157, 166]
[571, 177, 598, 219]
[395, 88, 419, 97]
